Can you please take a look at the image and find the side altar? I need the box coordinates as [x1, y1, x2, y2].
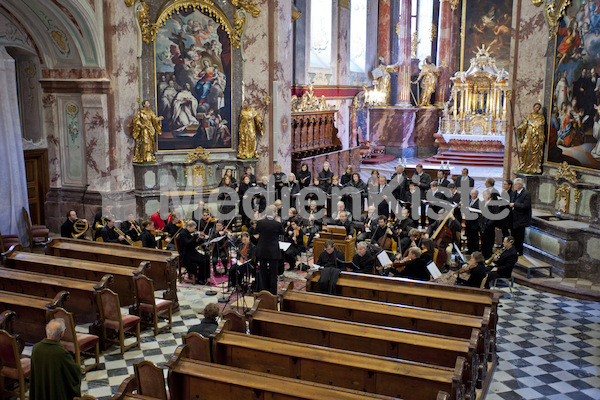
[435, 46, 509, 153]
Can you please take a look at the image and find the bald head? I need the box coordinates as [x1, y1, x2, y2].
[46, 318, 66, 341]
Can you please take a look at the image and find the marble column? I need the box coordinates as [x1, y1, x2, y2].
[377, 0, 391, 63]
[435, 0, 455, 105]
[396, 0, 411, 106]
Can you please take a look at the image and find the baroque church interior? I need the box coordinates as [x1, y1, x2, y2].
[0, 0, 599, 399]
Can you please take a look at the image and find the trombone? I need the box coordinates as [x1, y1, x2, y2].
[114, 225, 135, 246]
[72, 219, 89, 239]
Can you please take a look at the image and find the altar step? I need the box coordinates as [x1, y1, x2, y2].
[424, 151, 504, 167]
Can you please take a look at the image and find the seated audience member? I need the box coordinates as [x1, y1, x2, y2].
[485, 236, 518, 288]
[455, 251, 487, 288]
[388, 247, 431, 281]
[100, 217, 128, 244]
[333, 211, 354, 239]
[30, 319, 82, 400]
[352, 241, 375, 274]
[187, 303, 219, 337]
[316, 240, 345, 268]
[140, 220, 157, 248]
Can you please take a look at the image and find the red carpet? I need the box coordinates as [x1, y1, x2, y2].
[362, 154, 396, 164]
[423, 151, 504, 167]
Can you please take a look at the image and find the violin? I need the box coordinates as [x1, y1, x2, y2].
[239, 242, 250, 263]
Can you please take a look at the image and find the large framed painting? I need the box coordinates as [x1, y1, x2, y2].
[154, 8, 232, 151]
[546, 0, 600, 170]
[459, 0, 512, 71]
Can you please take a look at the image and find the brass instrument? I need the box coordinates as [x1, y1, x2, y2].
[72, 219, 89, 239]
[113, 225, 135, 246]
[485, 247, 504, 266]
[129, 219, 142, 235]
[94, 216, 106, 231]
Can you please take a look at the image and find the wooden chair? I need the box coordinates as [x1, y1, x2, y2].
[0, 231, 21, 253]
[134, 360, 170, 399]
[96, 288, 140, 354]
[22, 207, 49, 250]
[47, 308, 100, 373]
[0, 330, 30, 400]
[182, 332, 212, 362]
[133, 273, 172, 336]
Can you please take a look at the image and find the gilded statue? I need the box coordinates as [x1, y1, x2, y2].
[372, 56, 399, 105]
[413, 56, 439, 107]
[517, 103, 546, 174]
[131, 100, 163, 163]
[237, 100, 263, 159]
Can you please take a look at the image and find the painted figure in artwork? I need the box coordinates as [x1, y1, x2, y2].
[237, 100, 263, 159]
[517, 103, 546, 174]
[413, 56, 439, 107]
[131, 100, 164, 163]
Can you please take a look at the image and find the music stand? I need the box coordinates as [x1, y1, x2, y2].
[205, 235, 227, 296]
[336, 259, 360, 272]
[232, 260, 254, 312]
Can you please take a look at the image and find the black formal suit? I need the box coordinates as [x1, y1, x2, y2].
[100, 226, 127, 244]
[390, 173, 409, 203]
[352, 252, 375, 274]
[449, 191, 462, 222]
[511, 189, 532, 255]
[356, 212, 377, 242]
[316, 248, 345, 269]
[412, 172, 431, 227]
[140, 229, 157, 249]
[435, 178, 450, 188]
[333, 219, 355, 237]
[61, 219, 76, 238]
[284, 226, 305, 269]
[120, 220, 140, 242]
[500, 189, 514, 238]
[255, 217, 285, 294]
[465, 198, 481, 253]
[395, 217, 416, 240]
[457, 262, 487, 288]
[480, 200, 498, 259]
[455, 176, 474, 189]
[486, 246, 518, 288]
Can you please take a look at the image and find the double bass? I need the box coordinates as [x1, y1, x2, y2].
[430, 203, 461, 269]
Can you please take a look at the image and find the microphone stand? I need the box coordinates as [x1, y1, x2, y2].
[80, 184, 90, 240]
[204, 227, 218, 296]
[217, 234, 238, 304]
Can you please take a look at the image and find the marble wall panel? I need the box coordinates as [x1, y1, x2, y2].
[275, 0, 293, 173]
[42, 94, 62, 188]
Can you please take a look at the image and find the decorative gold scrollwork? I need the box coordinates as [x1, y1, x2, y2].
[534, 0, 572, 39]
[231, 0, 261, 17]
[185, 147, 210, 187]
[186, 147, 210, 163]
[555, 161, 578, 184]
[291, 84, 336, 113]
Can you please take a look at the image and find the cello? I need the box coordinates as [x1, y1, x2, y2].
[377, 222, 394, 251]
[430, 203, 460, 269]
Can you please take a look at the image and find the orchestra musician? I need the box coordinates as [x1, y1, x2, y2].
[480, 189, 498, 259]
[465, 189, 481, 253]
[255, 205, 285, 295]
[316, 239, 345, 268]
[229, 232, 256, 291]
[120, 213, 141, 242]
[352, 241, 375, 274]
[356, 205, 377, 242]
[209, 220, 231, 274]
[395, 207, 416, 240]
[140, 220, 157, 249]
[447, 184, 462, 222]
[419, 238, 435, 264]
[100, 217, 128, 245]
[92, 205, 112, 240]
[163, 213, 184, 250]
[191, 200, 206, 227]
[425, 209, 461, 244]
[305, 201, 322, 248]
[333, 211, 354, 240]
[485, 236, 518, 288]
[387, 247, 431, 281]
[284, 219, 305, 270]
[247, 219, 259, 245]
[150, 210, 165, 230]
[61, 210, 86, 238]
[179, 220, 209, 285]
[412, 163, 431, 228]
[453, 251, 487, 288]
[198, 210, 215, 235]
[400, 228, 423, 256]
[370, 216, 398, 251]
[283, 207, 300, 229]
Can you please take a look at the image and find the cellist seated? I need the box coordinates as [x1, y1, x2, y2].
[369, 216, 397, 251]
[386, 247, 431, 281]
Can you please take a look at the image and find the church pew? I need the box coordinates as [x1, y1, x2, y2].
[0, 266, 111, 325]
[205, 322, 468, 400]
[0, 290, 69, 343]
[2, 247, 139, 306]
[277, 284, 491, 381]
[246, 301, 479, 397]
[306, 269, 500, 358]
[166, 344, 443, 400]
[45, 237, 178, 309]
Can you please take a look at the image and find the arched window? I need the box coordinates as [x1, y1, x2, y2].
[309, 0, 332, 69]
[416, 0, 434, 61]
[350, 0, 367, 72]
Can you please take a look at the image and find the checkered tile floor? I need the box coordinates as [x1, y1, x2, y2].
[23, 278, 599, 399]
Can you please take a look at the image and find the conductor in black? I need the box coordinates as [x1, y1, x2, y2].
[255, 205, 285, 295]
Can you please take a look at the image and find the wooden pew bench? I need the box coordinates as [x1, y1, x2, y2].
[2, 248, 139, 306]
[0, 290, 69, 343]
[0, 266, 111, 325]
[274, 284, 491, 382]
[306, 270, 500, 358]
[45, 238, 178, 309]
[203, 322, 467, 400]
[166, 345, 446, 400]
[246, 301, 479, 399]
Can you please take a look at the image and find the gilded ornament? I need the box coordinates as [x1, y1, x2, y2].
[124, 0, 137, 6]
[440, 0, 460, 11]
[555, 161, 578, 184]
[291, 84, 336, 113]
[135, 1, 157, 44]
[185, 146, 211, 163]
[237, 100, 264, 159]
[539, 0, 572, 39]
[230, 0, 261, 17]
[338, 0, 350, 9]
[185, 146, 210, 186]
[131, 100, 164, 163]
[411, 31, 420, 58]
[532, 0, 543, 6]
[51, 30, 68, 52]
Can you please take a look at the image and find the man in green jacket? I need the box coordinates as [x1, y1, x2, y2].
[30, 318, 82, 400]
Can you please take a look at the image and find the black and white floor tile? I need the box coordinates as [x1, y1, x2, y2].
[25, 280, 599, 399]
